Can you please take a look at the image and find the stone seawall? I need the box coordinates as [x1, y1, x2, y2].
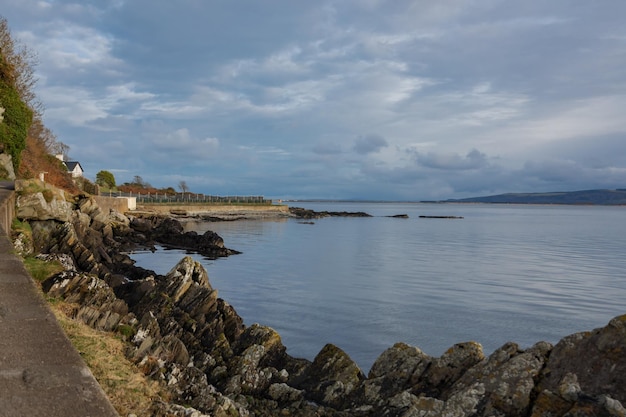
[0, 182, 15, 234]
[0, 181, 119, 415]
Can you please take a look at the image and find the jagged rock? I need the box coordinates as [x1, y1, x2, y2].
[530, 315, 626, 417]
[294, 343, 366, 409]
[158, 229, 240, 258]
[361, 342, 431, 405]
[412, 341, 484, 398]
[165, 256, 211, 300]
[126, 214, 240, 258]
[225, 344, 275, 395]
[77, 196, 110, 227]
[536, 315, 626, 403]
[43, 271, 131, 331]
[234, 324, 287, 366]
[444, 341, 551, 417]
[36, 253, 76, 271]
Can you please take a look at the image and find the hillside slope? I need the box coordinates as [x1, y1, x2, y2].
[445, 189, 626, 205]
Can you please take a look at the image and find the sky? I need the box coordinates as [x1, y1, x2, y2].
[1, 1, 626, 200]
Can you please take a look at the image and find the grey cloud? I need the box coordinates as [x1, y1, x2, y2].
[414, 149, 488, 170]
[353, 134, 388, 154]
[312, 142, 344, 155]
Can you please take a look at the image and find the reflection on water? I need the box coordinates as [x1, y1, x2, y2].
[131, 203, 626, 371]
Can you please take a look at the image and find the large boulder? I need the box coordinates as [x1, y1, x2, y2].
[531, 315, 626, 417]
[16, 188, 73, 221]
[0, 153, 15, 180]
[293, 343, 366, 409]
[359, 342, 431, 406]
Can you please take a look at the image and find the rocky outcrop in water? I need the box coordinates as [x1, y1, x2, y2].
[15, 186, 626, 416]
[289, 206, 372, 219]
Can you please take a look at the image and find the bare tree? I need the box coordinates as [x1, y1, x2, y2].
[51, 141, 70, 159]
[179, 180, 189, 195]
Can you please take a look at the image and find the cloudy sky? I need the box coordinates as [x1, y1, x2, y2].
[2, 1, 625, 200]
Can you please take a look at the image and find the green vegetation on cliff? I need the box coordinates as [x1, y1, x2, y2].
[0, 17, 34, 169]
[0, 16, 76, 191]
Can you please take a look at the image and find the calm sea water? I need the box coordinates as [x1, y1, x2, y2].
[130, 202, 626, 372]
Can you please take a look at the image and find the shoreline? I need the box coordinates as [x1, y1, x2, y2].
[10, 185, 626, 416]
[134, 203, 292, 221]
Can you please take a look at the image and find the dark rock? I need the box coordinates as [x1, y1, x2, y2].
[419, 215, 464, 219]
[293, 343, 366, 409]
[290, 207, 372, 219]
[359, 342, 431, 405]
[412, 341, 485, 398]
[127, 214, 241, 258]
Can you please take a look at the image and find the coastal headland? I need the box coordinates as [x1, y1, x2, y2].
[5, 180, 626, 416]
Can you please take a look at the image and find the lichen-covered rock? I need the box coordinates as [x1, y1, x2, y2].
[165, 256, 211, 303]
[412, 341, 484, 398]
[447, 341, 551, 417]
[268, 382, 304, 402]
[294, 343, 366, 409]
[225, 344, 275, 395]
[43, 270, 131, 331]
[364, 342, 431, 404]
[535, 315, 626, 405]
[15, 180, 74, 222]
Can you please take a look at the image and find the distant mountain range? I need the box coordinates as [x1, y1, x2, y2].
[442, 189, 626, 205]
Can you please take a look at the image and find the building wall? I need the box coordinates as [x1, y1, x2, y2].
[93, 196, 135, 213]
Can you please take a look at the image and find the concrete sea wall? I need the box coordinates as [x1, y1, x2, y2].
[0, 182, 15, 234]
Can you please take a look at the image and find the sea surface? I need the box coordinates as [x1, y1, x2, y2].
[130, 202, 626, 372]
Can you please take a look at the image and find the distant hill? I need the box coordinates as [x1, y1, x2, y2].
[443, 189, 626, 205]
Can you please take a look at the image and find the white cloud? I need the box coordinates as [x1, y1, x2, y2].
[138, 125, 221, 163]
[39, 24, 120, 71]
[106, 83, 155, 102]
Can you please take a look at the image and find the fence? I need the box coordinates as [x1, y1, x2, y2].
[101, 192, 272, 205]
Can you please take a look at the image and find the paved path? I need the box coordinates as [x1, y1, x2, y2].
[0, 182, 119, 416]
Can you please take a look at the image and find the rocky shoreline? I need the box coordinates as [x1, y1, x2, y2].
[12, 184, 626, 416]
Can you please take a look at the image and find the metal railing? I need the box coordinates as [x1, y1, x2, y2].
[104, 191, 272, 205]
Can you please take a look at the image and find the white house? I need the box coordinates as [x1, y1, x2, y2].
[64, 161, 84, 178]
[56, 154, 84, 178]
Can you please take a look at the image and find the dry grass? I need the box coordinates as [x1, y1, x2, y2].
[51, 303, 170, 416]
[17, 135, 79, 193]
[20, 254, 169, 417]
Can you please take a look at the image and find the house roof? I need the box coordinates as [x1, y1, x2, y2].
[64, 161, 83, 172]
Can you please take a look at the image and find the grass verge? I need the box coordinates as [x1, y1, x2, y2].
[51, 305, 168, 416]
[22, 257, 169, 416]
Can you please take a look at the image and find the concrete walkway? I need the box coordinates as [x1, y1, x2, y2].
[0, 181, 119, 416]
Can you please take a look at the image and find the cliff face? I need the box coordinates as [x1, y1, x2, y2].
[15, 186, 626, 417]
